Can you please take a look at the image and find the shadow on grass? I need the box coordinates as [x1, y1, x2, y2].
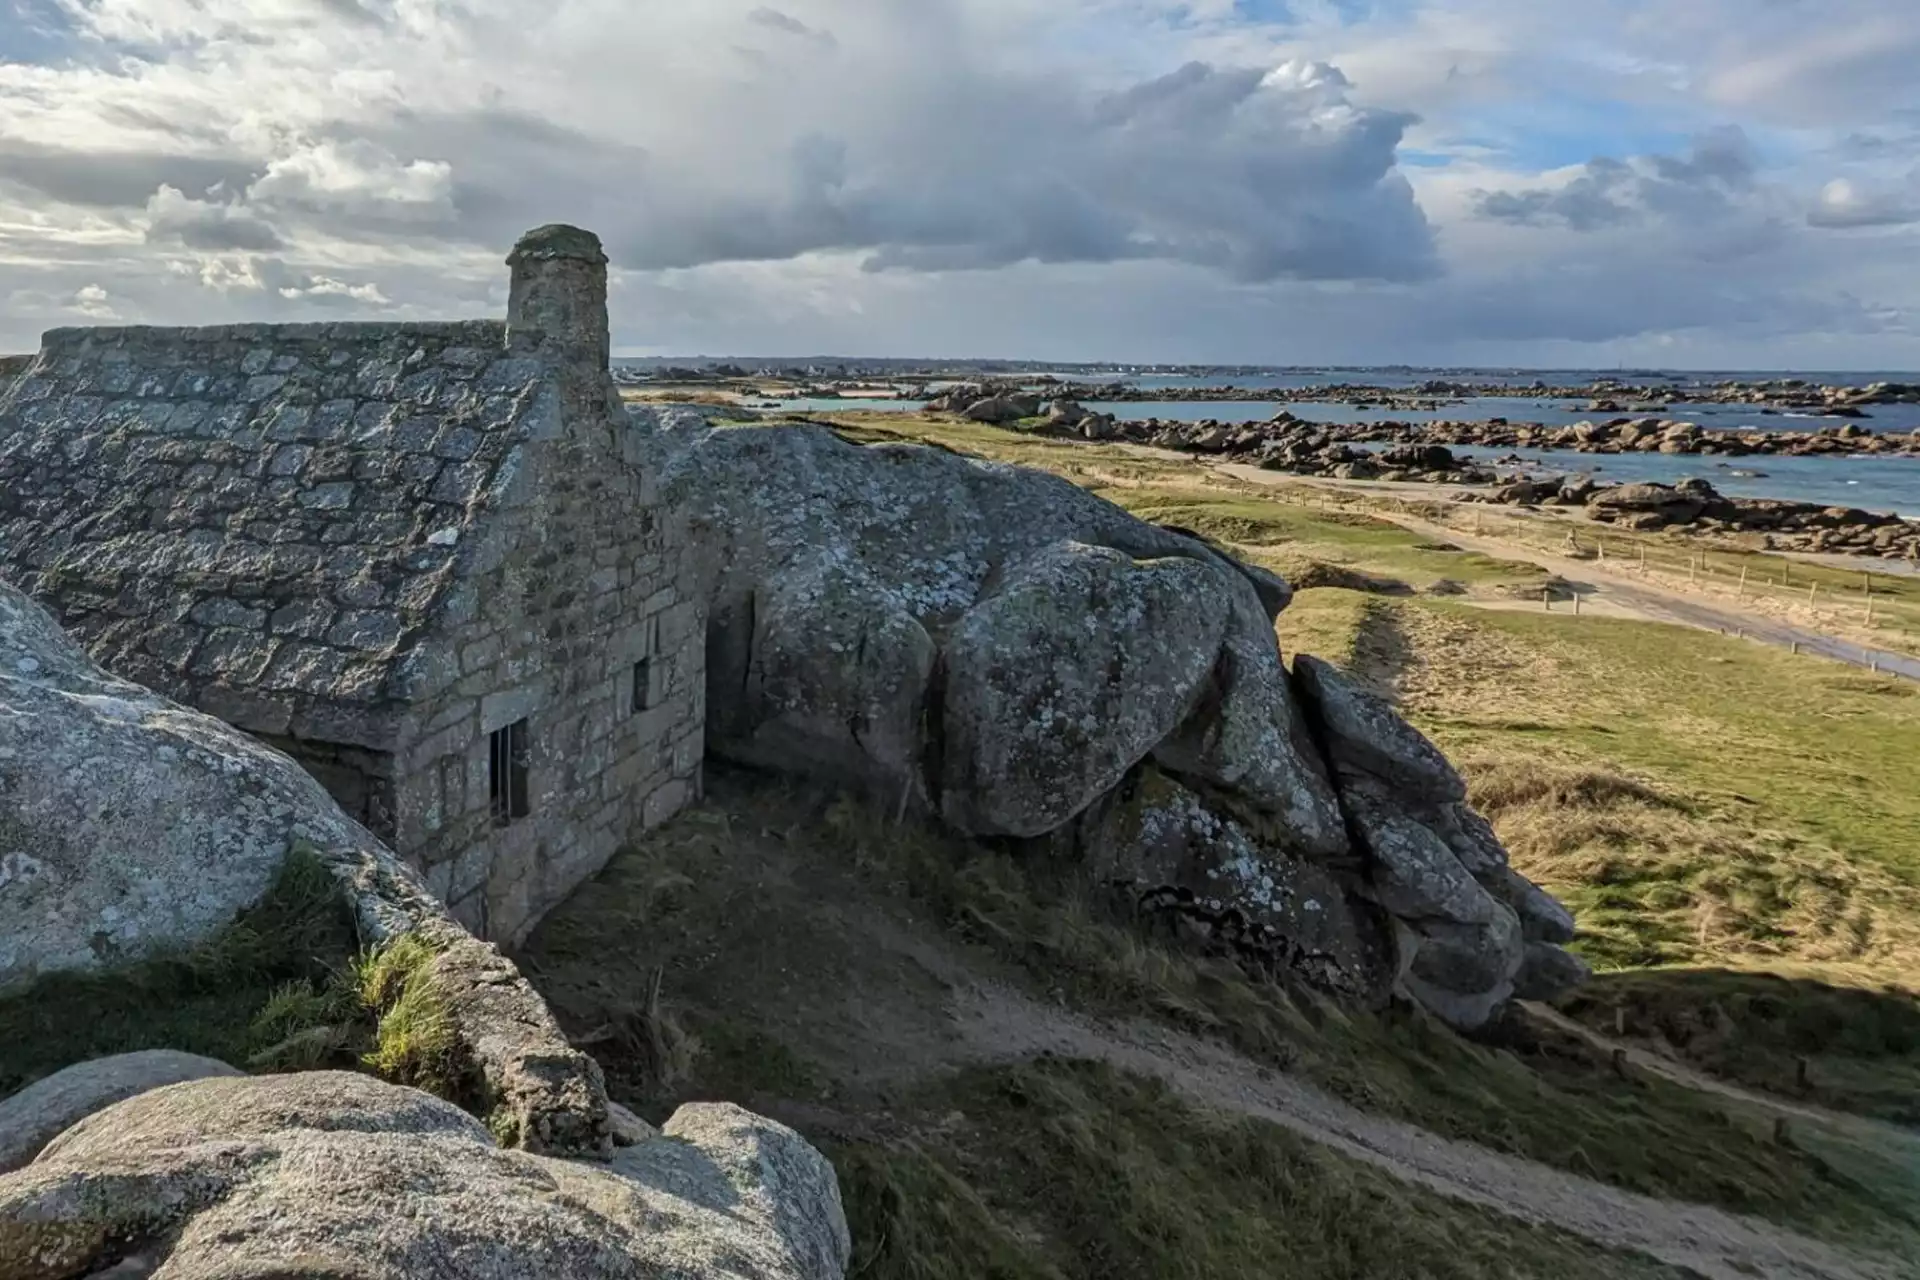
[0, 849, 360, 1097]
[1560, 968, 1920, 1127]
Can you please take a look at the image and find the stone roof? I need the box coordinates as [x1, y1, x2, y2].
[0, 320, 558, 745]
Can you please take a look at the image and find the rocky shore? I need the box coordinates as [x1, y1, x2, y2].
[954, 396, 1916, 476]
[918, 386, 1920, 562]
[1467, 476, 1920, 560]
[999, 395, 1920, 461]
[1036, 377, 1920, 415]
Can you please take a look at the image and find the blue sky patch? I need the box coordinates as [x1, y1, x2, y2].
[0, 0, 79, 65]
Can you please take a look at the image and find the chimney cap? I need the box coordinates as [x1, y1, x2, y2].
[508, 224, 608, 266]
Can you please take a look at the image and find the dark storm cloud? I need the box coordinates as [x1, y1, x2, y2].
[1471, 128, 1758, 231]
[313, 57, 1435, 285]
[0, 137, 259, 209]
[144, 188, 287, 252]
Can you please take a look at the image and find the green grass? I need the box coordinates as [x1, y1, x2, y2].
[0, 847, 359, 1096]
[355, 932, 465, 1099]
[1282, 591, 1920, 984]
[1101, 488, 1549, 593]
[834, 1059, 1686, 1280]
[1403, 603, 1920, 879]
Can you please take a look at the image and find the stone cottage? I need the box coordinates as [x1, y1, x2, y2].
[0, 225, 703, 943]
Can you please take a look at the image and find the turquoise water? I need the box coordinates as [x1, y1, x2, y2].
[1092, 398, 1920, 434]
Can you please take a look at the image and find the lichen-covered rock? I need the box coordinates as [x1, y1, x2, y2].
[1495, 868, 1579, 946]
[1513, 940, 1595, 1003]
[1293, 655, 1465, 804]
[0, 1072, 850, 1280]
[423, 929, 612, 1157]
[0, 1051, 242, 1175]
[1406, 904, 1524, 996]
[663, 422, 1344, 854]
[653, 417, 1575, 1026]
[939, 543, 1232, 837]
[0, 580, 394, 989]
[706, 562, 936, 796]
[1289, 653, 1586, 1029]
[1074, 768, 1395, 998]
[1341, 784, 1502, 928]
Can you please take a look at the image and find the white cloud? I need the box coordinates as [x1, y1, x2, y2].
[1809, 178, 1920, 230]
[248, 140, 456, 222]
[71, 283, 118, 318]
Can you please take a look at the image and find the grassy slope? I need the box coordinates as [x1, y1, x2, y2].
[837, 1059, 1691, 1280]
[522, 780, 1704, 1280]
[805, 411, 1920, 1145]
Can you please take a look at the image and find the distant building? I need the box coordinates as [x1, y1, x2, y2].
[0, 225, 704, 944]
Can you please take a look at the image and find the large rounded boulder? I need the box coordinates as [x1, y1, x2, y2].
[0, 1071, 850, 1280]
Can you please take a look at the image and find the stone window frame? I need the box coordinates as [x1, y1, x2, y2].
[489, 718, 531, 827]
[620, 616, 665, 719]
[630, 658, 655, 714]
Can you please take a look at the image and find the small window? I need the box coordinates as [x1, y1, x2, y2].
[631, 658, 654, 714]
[489, 718, 530, 827]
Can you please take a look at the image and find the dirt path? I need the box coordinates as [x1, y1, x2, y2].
[1519, 1004, 1916, 1143]
[1216, 463, 1920, 683]
[943, 979, 1909, 1280]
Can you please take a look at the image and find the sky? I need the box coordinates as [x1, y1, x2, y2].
[1, 0, 1917, 369]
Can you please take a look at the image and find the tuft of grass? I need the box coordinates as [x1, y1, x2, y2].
[0, 845, 359, 1096]
[354, 932, 466, 1099]
[833, 1058, 1686, 1280]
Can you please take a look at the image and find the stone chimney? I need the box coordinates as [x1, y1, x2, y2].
[506, 225, 613, 412]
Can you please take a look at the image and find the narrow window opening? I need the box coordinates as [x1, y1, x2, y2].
[631, 658, 654, 714]
[489, 718, 531, 827]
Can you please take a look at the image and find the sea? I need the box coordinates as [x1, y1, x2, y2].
[753, 368, 1920, 516]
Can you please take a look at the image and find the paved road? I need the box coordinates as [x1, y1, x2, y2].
[1216, 463, 1920, 683]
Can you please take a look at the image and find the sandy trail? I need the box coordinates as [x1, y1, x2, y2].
[943, 978, 1910, 1280]
[833, 912, 1910, 1280]
[1215, 463, 1920, 683]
